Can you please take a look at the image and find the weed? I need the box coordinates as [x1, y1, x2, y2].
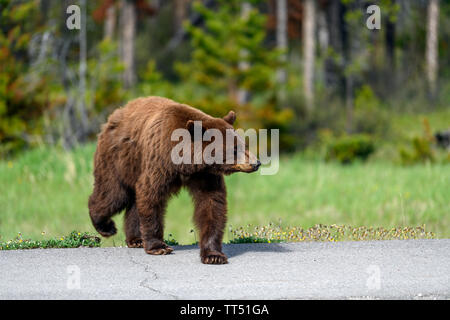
[0, 231, 101, 250]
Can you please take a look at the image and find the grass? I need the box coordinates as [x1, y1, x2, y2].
[389, 109, 450, 143]
[0, 141, 448, 247]
[1, 223, 435, 250]
[372, 109, 450, 160]
[228, 223, 436, 243]
[0, 231, 100, 250]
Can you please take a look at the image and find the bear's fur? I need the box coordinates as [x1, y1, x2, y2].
[88, 96, 259, 264]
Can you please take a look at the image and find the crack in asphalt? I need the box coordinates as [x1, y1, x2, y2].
[127, 249, 179, 299]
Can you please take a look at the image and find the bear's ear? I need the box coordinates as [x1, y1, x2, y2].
[186, 120, 195, 133]
[223, 111, 236, 125]
[186, 120, 205, 140]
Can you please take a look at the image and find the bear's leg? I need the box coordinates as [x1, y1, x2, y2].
[187, 173, 228, 265]
[88, 177, 130, 237]
[124, 202, 143, 248]
[135, 178, 173, 255]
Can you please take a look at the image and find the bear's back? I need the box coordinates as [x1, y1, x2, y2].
[99, 96, 214, 153]
[115, 96, 209, 128]
[101, 96, 175, 137]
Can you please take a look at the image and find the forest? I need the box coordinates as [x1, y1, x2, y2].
[0, 0, 449, 155]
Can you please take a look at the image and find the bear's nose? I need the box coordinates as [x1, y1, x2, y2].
[252, 160, 261, 171]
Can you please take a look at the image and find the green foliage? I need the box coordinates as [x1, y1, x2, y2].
[353, 85, 390, 137]
[399, 139, 434, 165]
[341, 0, 372, 79]
[0, 0, 47, 156]
[292, 85, 389, 152]
[164, 233, 179, 246]
[138, 60, 176, 98]
[0, 231, 101, 250]
[171, 0, 292, 135]
[398, 119, 449, 165]
[229, 236, 276, 244]
[177, 0, 280, 98]
[325, 134, 375, 164]
[87, 39, 126, 113]
[38, 38, 126, 143]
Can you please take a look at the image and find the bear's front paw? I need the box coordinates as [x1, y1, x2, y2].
[144, 240, 173, 255]
[201, 251, 228, 264]
[95, 219, 117, 237]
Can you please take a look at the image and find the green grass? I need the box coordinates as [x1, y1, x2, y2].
[0, 142, 448, 246]
[389, 109, 450, 142]
[373, 109, 450, 160]
[228, 224, 436, 243]
[0, 231, 101, 250]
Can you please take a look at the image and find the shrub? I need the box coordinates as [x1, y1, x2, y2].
[325, 134, 375, 164]
[399, 119, 436, 165]
[0, 0, 48, 157]
[399, 137, 435, 165]
[352, 85, 391, 137]
[0, 231, 101, 250]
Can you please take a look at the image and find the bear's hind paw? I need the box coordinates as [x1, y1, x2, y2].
[126, 238, 143, 248]
[201, 251, 228, 265]
[145, 246, 173, 255]
[144, 240, 174, 255]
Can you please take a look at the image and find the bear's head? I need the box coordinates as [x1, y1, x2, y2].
[184, 111, 260, 175]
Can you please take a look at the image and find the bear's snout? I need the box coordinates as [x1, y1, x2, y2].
[252, 160, 261, 171]
[233, 159, 260, 173]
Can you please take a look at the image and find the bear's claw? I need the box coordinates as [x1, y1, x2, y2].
[126, 239, 143, 248]
[201, 251, 228, 264]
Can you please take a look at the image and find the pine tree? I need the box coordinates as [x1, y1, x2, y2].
[176, 0, 282, 109]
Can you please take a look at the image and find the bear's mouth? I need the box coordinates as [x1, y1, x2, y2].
[230, 161, 261, 173]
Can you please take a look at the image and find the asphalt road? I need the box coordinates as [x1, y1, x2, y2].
[0, 239, 449, 299]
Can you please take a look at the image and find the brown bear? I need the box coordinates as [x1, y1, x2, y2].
[88, 96, 260, 264]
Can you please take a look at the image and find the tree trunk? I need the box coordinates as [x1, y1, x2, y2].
[276, 0, 288, 86]
[340, 2, 353, 133]
[237, 2, 251, 105]
[40, 0, 50, 21]
[63, 96, 77, 150]
[119, 0, 137, 88]
[303, 0, 316, 110]
[104, 3, 117, 40]
[317, 5, 329, 90]
[78, 0, 88, 142]
[345, 75, 354, 134]
[325, 0, 344, 95]
[317, 7, 328, 55]
[174, 0, 189, 35]
[426, 0, 439, 100]
[385, 9, 396, 72]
